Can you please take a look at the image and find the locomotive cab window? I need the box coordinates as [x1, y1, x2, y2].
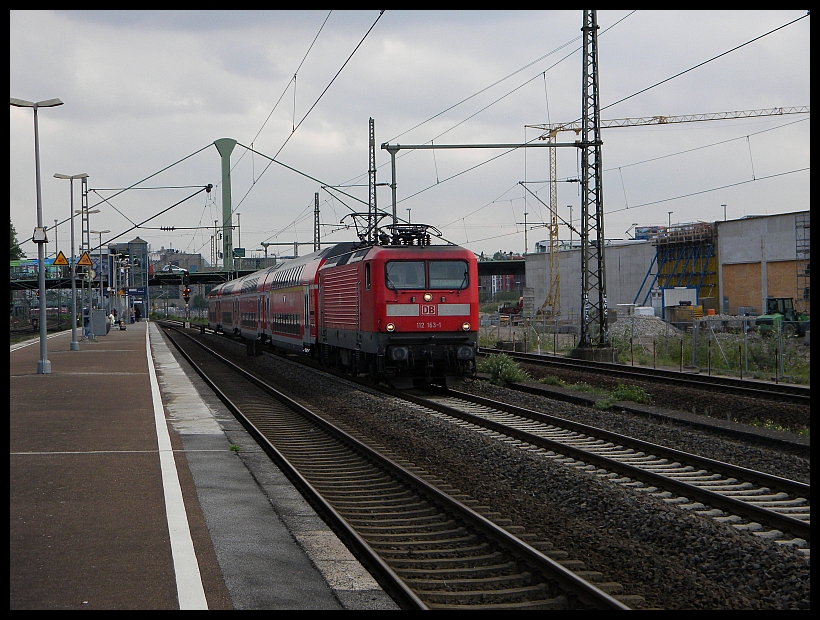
[365, 263, 371, 290]
[429, 260, 469, 289]
[385, 261, 425, 290]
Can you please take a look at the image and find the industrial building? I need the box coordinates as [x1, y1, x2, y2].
[526, 210, 809, 323]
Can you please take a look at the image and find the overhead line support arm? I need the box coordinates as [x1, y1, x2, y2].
[380, 140, 580, 229]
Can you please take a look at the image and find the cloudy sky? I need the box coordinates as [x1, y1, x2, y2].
[10, 10, 810, 264]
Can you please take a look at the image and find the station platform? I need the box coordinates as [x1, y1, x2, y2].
[10, 321, 398, 610]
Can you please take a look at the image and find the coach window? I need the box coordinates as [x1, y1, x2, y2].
[385, 261, 425, 290]
[429, 260, 469, 289]
[365, 263, 371, 290]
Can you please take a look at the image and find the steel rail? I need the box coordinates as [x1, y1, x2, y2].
[396, 387, 810, 543]
[159, 322, 631, 610]
[160, 325, 425, 610]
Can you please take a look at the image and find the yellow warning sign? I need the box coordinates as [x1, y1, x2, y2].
[53, 251, 69, 266]
[77, 251, 93, 267]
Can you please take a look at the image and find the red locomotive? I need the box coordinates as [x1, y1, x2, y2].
[207, 224, 478, 386]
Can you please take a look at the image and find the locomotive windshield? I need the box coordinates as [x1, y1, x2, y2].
[385, 261, 426, 289]
[429, 260, 469, 289]
[385, 260, 469, 290]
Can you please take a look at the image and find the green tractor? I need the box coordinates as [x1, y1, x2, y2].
[755, 297, 810, 338]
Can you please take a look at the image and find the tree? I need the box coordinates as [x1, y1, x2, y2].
[10, 218, 26, 261]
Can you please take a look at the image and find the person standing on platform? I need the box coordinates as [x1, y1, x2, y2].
[83, 307, 90, 338]
[135, 305, 141, 322]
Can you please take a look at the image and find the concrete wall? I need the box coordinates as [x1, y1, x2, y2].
[525, 239, 656, 321]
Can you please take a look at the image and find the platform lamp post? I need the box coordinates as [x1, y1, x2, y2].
[54, 173, 89, 350]
[11, 96, 64, 374]
[91, 230, 110, 316]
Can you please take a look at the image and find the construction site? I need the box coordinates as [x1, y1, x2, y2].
[524, 209, 809, 325]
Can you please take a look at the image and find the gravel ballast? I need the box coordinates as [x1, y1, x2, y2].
[192, 334, 811, 610]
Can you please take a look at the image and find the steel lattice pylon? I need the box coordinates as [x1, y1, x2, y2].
[314, 191, 321, 251]
[579, 9, 609, 349]
[368, 117, 377, 244]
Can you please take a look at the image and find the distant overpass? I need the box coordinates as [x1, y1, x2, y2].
[477, 260, 525, 277]
[11, 262, 525, 292]
[8, 270, 255, 292]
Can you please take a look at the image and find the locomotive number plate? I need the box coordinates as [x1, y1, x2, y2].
[417, 322, 443, 329]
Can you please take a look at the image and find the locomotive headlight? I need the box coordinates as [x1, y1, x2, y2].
[386, 323, 395, 332]
[423, 293, 433, 302]
[461, 322, 471, 331]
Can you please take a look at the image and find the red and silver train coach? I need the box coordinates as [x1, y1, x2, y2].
[207, 227, 478, 385]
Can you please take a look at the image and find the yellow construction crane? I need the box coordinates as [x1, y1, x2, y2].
[526, 106, 809, 318]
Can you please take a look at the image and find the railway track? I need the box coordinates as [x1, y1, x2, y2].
[159, 323, 636, 610]
[479, 348, 810, 406]
[395, 387, 810, 551]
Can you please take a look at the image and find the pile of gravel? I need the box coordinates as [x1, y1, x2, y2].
[194, 334, 811, 610]
[610, 315, 684, 339]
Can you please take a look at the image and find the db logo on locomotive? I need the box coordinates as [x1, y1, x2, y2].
[421, 305, 437, 315]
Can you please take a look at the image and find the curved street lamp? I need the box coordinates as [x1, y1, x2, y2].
[12, 97, 64, 374]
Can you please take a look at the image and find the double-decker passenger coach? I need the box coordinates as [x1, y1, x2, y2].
[207, 224, 478, 386]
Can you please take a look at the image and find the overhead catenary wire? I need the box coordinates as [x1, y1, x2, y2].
[606, 167, 809, 215]
[37, 143, 213, 253]
[746, 136, 756, 180]
[340, 11, 637, 191]
[88, 186, 212, 252]
[86, 143, 213, 212]
[227, 11, 384, 217]
[73, 13, 805, 257]
[275, 10, 384, 160]
[249, 11, 332, 148]
[388, 11, 809, 224]
[219, 11, 332, 186]
[384, 11, 636, 144]
[91, 190, 137, 227]
[369, 12, 638, 208]
[598, 12, 809, 116]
